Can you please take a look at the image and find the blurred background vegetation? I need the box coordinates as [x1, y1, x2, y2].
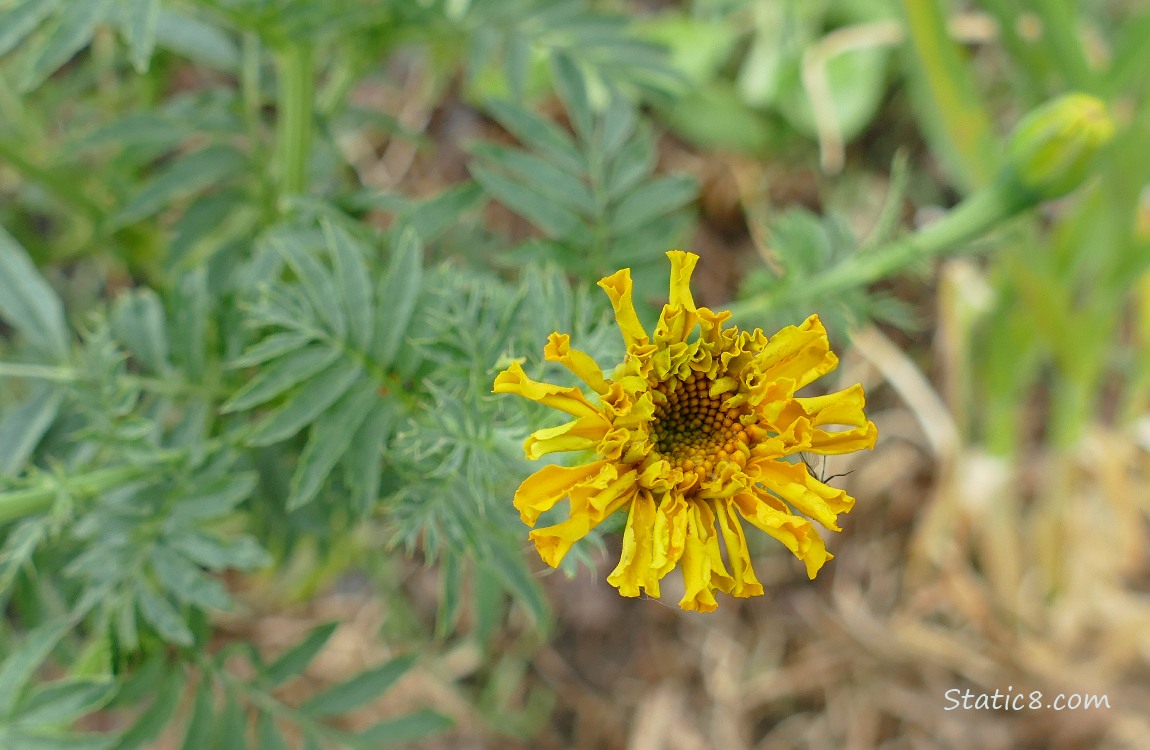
[0, 0, 1147, 748]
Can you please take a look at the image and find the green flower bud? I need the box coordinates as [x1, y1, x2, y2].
[1003, 93, 1115, 202]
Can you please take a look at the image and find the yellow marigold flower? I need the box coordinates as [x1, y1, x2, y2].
[494, 252, 877, 612]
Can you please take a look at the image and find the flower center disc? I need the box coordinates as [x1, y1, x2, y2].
[650, 372, 750, 478]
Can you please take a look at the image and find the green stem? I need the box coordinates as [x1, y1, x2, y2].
[1047, 376, 1093, 448]
[1119, 272, 1150, 423]
[985, 397, 1020, 456]
[730, 181, 1020, 322]
[274, 43, 314, 204]
[0, 362, 224, 398]
[241, 33, 274, 222]
[0, 457, 179, 526]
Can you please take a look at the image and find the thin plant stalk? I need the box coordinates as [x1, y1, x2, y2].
[897, 0, 999, 190]
[1027, 0, 1097, 91]
[275, 43, 315, 204]
[730, 181, 1021, 322]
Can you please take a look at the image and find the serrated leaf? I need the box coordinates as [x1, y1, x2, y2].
[322, 220, 374, 351]
[151, 547, 231, 611]
[215, 690, 247, 750]
[222, 344, 340, 413]
[261, 622, 338, 690]
[120, 0, 159, 72]
[372, 227, 422, 370]
[599, 97, 637, 156]
[470, 162, 582, 237]
[153, 8, 238, 71]
[168, 531, 270, 572]
[136, 586, 193, 647]
[605, 144, 655, 211]
[179, 678, 214, 750]
[550, 51, 593, 144]
[70, 111, 197, 153]
[485, 100, 584, 174]
[471, 562, 503, 646]
[345, 400, 393, 517]
[228, 331, 315, 369]
[110, 145, 246, 228]
[110, 288, 170, 374]
[300, 655, 416, 718]
[16, 679, 117, 728]
[0, 225, 70, 359]
[1, 732, 113, 750]
[287, 376, 378, 510]
[245, 358, 364, 447]
[405, 182, 485, 242]
[503, 31, 529, 100]
[0, 519, 48, 603]
[170, 472, 257, 523]
[19, 0, 113, 92]
[482, 542, 549, 631]
[167, 188, 247, 269]
[111, 669, 183, 750]
[107, 657, 163, 709]
[0, 620, 69, 717]
[0, 385, 63, 476]
[435, 553, 461, 638]
[256, 713, 287, 750]
[0, 0, 60, 58]
[169, 268, 210, 379]
[115, 595, 139, 654]
[470, 143, 595, 217]
[610, 174, 696, 234]
[356, 709, 453, 744]
[247, 281, 316, 333]
[272, 237, 346, 338]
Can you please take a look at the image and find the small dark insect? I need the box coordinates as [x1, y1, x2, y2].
[799, 452, 854, 484]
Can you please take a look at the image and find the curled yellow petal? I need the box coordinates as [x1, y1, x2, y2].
[651, 492, 688, 578]
[523, 416, 609, 460]
[597, 268, 649, 350]
[654, 304, 694, 346]
[794, 383, 869, 427]
[570, 468, 638, 518]
[748, 459, 854, 531]
[695, 501, 734, 595]
[513, 460, 612, 526]
[757, 315, 838, 389]
[493, 360, 602, 419]
[713, 499, 764, 597]
[665, 251, 698, 311]
[732, 491, 832, 579]
[677, 506, 726, 612]
[607, 490, 660, 598]
[545, 333, 610, 394]
[530, 483, 635, 567]
[810, 421, 878, 454]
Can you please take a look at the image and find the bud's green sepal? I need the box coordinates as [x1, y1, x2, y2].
[1002, 93, 1115, 203]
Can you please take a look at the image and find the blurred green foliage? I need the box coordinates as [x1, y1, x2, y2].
[0, 0, 1147, 746]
